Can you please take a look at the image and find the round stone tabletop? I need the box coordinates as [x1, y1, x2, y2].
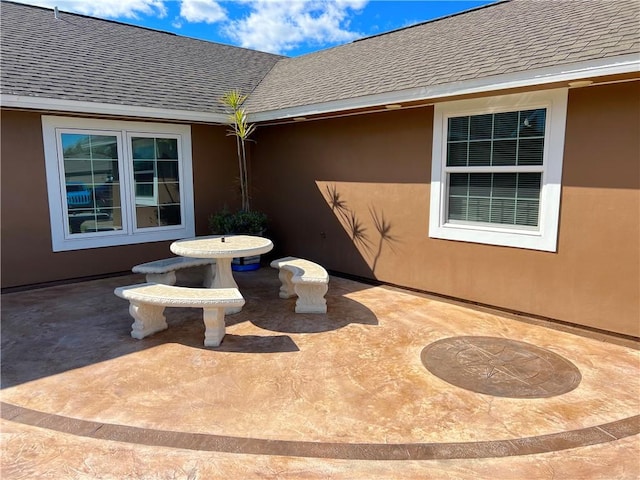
[170, 235, 273, 259]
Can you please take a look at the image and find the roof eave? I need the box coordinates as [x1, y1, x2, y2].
[0, 95, 230, 124]
[249, 53, 640, 123]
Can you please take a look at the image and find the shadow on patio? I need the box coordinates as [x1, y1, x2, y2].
[1, 268, 639, 478]
[0, 268, 379, 388]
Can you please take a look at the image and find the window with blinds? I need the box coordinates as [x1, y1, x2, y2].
[445, 109, 545, 228]
[428, 89, 568, 252]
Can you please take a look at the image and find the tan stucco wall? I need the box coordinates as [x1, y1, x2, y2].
[2, 82, 638, 336]
[252, 82, 639, 337]
[0, 111, 237, 288]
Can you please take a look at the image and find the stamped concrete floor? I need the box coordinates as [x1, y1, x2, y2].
[1, 268, 639, 479]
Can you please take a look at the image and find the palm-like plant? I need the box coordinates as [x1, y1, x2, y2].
[221, 89, 256, 212]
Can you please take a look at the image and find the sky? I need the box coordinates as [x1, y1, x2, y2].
[11, 0, 496, 56]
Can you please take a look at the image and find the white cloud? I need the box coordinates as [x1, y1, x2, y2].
[14, 0, 167, 19]
[180, 0, 227, 23]
[222, 0, 368, 54]
[12, 0, 368, 55]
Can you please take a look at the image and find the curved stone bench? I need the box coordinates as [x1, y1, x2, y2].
[270, 256, 329, 314]
[114, 283, 244, 347]
[132, 257, 216, 287]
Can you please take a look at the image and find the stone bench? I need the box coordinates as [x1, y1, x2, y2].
[114, 283, 244, 347]
[270, 256, 329, 313]
[132, 257, 215, 287]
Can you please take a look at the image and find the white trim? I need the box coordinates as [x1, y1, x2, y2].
[428, 89, 568, 252]
[3, 55, 636, 126]
[42, 116, 195, 252]
[3, 95, 229, 124]
[251, 54, 639, 122]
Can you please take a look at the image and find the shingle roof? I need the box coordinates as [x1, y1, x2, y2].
[0, 1, 283, 115]
[245, 0, 640, 114]
[1, 0, 638, 120]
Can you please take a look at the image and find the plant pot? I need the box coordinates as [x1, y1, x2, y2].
[231, 255, 261, 272]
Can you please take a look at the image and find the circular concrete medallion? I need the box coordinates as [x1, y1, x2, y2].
[421, 336, 582, 398]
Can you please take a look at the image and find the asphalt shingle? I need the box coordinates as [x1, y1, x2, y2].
[245, 0, 640, 113]
[1, 0, 638, 118]
[0, 1, 283, 115]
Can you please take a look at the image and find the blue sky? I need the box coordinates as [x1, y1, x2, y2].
[13, 0, 495, 56]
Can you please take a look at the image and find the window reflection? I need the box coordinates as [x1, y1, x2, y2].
[131, 137, 181, 228]
[61, 133, 122, 234]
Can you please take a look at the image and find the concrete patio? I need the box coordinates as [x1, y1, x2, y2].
[1, 267, 639, 479]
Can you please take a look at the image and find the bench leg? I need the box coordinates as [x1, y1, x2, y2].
[129, 301, 168, 339]
[294, 283, 328, 314]
[277, 269, 296, 299]
[203, 306, 226, 347]
[145, 272, 177, 286]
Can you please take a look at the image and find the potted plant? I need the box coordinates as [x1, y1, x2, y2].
[208, 207, 267, 236]
[209, 90, 268, 271]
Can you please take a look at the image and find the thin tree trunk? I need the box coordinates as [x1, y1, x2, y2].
[240, 139, 250, 211]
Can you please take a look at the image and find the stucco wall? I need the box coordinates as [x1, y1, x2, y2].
[252, 82, 639, 337]
[2, 82, 638, 336]
[0, 110, 237, 288]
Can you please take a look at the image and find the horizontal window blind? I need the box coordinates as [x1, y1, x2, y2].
[447, 109, 546, 167]
[445, 108, 546, 228]
[448, 172, 542, 227]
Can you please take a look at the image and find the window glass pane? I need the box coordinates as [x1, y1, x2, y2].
[492, 139, 517, 166]
[519, 109, 546, 137]
[95, 181, 119, 208]
[62, 134, 92, 159]
[89, 136, 118, 159]
[448, 117, 469, 141]
[448, 172, 541, 227]
[490, 198, 516, 224]
[136, 183, 154, 197]
[156, 138, 178, 160]
[468, 173, 492, 197]
[467, 197, 491, 223]
[91, 160, 119, 182]
[469, 114, 493, 140]
[159, 205, 181, 225]
[131, 136, 182, 229]
[158, 183, 180, 205]
[493, 111, 519, 139]
[449, 173, 469, 196]
[79, 206, 122, 233]
[518, 138, 544, 165]
[447, 108, 547, 169]
[515, 199, 540, 226]
[134, 160, 155, 173]
[517, 172, 542, 199]
[448, 196, 467, 221]
[131, 137, 156, 159]
[447, 142, 468, 166]
[492, 173, 517, 198]
[65, 180, 92, 209]
[157, 160, 179, 180]
[468, 141, 492, 166]
[135, 204, 182, 227]
[136, 206, 159, 228]
[61, 133, 122, 235]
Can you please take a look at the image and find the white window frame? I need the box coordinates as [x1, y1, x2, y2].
[429, 89, 568, 252]
[42, 116, 195, 252]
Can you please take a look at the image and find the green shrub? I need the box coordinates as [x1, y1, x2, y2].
[209, 208, 267, 236]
